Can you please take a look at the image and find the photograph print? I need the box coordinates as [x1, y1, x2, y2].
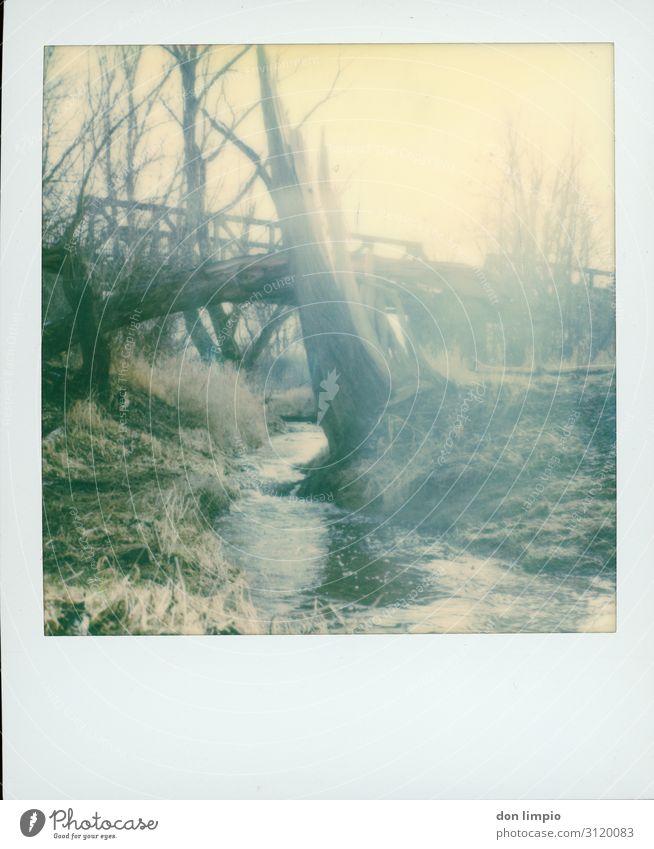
[41, 43, 615, 635]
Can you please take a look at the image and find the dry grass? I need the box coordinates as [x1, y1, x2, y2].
[43, 480, 262, 636]
[44, 564, 261, 636]
[267, 386, 316, 420]
[43, 398, 238, 511]
[45, 547, 259, 636]
[42, 356, 275, 636]
[122, 355, 267, 453]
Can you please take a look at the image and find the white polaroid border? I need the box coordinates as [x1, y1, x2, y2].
[1, 0, 653, 799]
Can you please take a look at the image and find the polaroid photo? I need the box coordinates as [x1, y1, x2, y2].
[1, 0, 652, 805]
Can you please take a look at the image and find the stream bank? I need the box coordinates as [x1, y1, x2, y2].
[217, 367, 615, 634]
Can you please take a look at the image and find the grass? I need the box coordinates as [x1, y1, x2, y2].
[44, 485, 261, 636]
[42, 355, 272, 636]
[266, 385, 316, 421]
[121, 354, 267, 453]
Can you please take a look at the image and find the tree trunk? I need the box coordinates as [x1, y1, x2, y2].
[60, 253, 111, 401]
[256, 46, 389, 458]
[42, 249, 294, 354]
[206, 303, 241, 361]
[183, 310, 216, 362]
[241, 305, 288, 370]
[178, 48, 211, 358]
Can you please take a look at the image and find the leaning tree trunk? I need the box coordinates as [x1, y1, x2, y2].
[256, 46, 389, 458]
[183, 310, 216, 362]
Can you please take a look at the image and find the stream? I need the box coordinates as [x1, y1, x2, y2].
[215, 371, 616, 633]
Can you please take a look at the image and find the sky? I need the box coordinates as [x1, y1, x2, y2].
[46, 43, 615, 268]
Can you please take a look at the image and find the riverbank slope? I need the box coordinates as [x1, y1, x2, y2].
[42, 356, 271, 635]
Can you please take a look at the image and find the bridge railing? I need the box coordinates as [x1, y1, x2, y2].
[46, 197, 439, 273]
[350, 232, 427, 259]
[46, 196, 284, 264]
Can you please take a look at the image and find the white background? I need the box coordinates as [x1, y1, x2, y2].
[1, 0, 653, 799]
[0, 800, 653, 847]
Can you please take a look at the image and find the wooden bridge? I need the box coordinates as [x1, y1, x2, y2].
[43, 196, 614, 457]
[42, 196, 477, 350]
[44, 182, 498, 456]
[42, 192, 614, 372]
[42, 195, 613, 356]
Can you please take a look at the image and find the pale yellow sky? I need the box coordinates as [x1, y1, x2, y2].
[47, 43, 614, 267]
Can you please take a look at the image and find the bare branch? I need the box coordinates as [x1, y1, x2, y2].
[200, 105, 272, 190]
[198, 45, 252, 101]
[295, 60, 343, 131]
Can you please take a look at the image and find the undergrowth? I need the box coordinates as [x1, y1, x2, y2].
[42, 356, 271, 636]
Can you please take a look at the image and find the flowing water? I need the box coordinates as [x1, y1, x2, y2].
[215, 371, 615, 634]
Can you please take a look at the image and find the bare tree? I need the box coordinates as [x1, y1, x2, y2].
[42, 46, 176, 396]
[162, 45, 256, 360]
[42, 44, 347, 394]
[487, 122, 600, 363]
